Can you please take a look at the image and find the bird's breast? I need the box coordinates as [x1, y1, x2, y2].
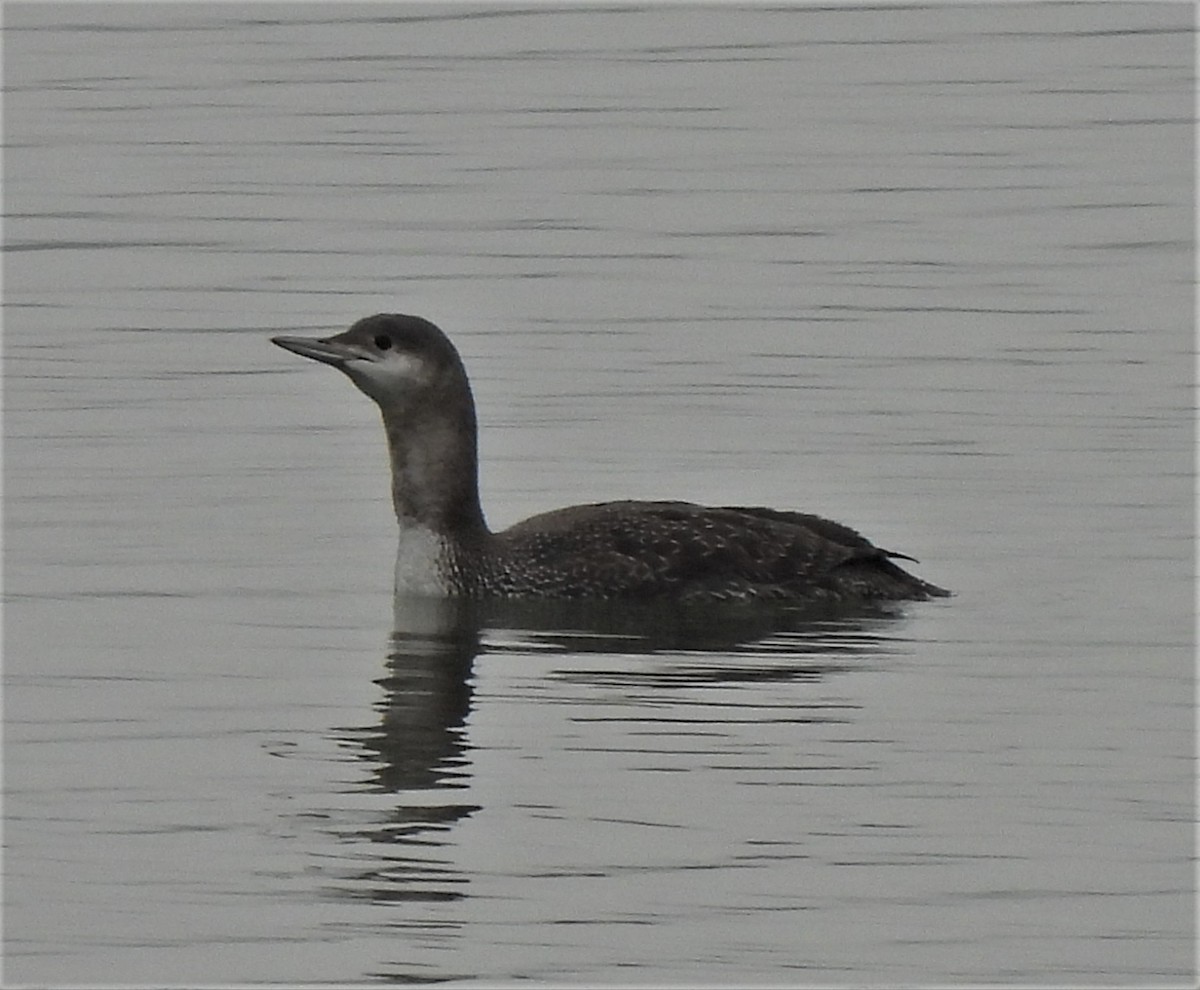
[393, 524, 456, 596]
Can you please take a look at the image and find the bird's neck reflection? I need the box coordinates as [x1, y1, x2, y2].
[348, 596, 483, 796]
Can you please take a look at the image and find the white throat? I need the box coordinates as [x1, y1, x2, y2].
[393, 524, 453, 596]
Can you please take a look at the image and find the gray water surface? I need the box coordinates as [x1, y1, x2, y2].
[3, 3, 1194, 986]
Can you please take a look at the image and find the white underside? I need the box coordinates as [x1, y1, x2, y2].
[393, 525, 453, 596]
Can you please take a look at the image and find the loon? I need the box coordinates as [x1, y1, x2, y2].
[272, 314, 950, 604]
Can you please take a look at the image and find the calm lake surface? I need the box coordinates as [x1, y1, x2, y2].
[3, 3, 1194, 986]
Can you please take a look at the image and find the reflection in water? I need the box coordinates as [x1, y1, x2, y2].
[323, 594, 917, 917]
[363, 600, 481, 794]
[325, 598, 483, 906]
[476, 595, 914, 693]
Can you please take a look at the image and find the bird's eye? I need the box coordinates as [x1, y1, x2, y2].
[374, 334, 392, 350]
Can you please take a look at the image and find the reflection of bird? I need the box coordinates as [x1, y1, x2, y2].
[273, 314, 949, 605]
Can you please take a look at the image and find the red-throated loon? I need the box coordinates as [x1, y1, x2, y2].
[272, 314, 949, 604]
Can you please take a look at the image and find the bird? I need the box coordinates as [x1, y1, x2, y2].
[271, 314, 950, 605]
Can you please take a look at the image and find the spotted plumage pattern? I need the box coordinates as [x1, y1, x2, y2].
[478, 500, 947, 603]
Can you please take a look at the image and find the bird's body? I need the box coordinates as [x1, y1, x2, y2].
[272, 314, 949, 605]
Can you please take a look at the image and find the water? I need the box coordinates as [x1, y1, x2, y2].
[3, 3, 1194, 985]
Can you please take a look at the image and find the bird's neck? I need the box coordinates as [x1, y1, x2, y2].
[379, 402, 488, 543]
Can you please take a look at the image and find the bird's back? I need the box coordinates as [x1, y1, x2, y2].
[481, 500, 949, 603]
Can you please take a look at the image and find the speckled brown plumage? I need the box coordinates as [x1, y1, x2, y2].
[272, 314, 950, 605]
[478, 500, 947, 602]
